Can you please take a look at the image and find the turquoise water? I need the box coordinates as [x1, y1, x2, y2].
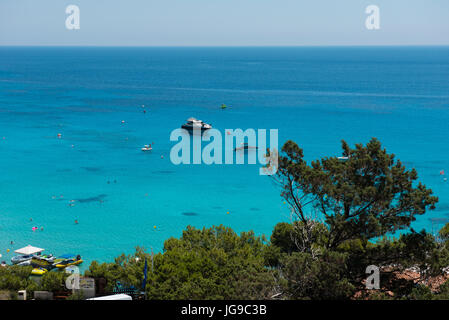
[1, 47, 449, 269]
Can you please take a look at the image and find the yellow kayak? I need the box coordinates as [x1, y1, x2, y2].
[31, 268, 48, 276]
[55, 259, 83, 269]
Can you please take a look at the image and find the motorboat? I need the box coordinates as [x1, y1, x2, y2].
[234, 143, 258, 151]
[54, 254, 83, 269]
[181, 117, 212, 132]
[141, 144, 153, 151]
[17, 260, 32, 266]
[11, 254, 34, 265]
[30, 254, 55, 268]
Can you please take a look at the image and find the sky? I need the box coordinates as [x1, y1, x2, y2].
[0, 0, 448, 46]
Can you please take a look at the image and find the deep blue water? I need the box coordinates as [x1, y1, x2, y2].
[1, 46, 449, 268]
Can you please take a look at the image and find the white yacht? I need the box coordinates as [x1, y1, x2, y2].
[181, 117, 212, 132]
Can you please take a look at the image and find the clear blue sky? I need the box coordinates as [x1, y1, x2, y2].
[0, 0, 448, 46]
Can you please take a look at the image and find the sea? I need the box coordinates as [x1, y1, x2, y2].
[0, 46, 448, 269]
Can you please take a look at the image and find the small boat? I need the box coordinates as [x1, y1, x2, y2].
[31, 267, 48, 276]
[181, 117, 212, 132]
[17, 260, 32, 266]
[30, 254, 55, 268]
[234, 143, 258, 151]
[54, 254, 83, 269]
[141, 144, 153, 151]
[11, 254, 34, 265]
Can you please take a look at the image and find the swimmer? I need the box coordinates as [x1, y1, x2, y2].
[75, 220, 79, 224]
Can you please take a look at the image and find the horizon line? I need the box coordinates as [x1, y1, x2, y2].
[1, 44, 449, 48]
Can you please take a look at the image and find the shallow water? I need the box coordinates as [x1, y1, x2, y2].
[1, 46, 449, 269]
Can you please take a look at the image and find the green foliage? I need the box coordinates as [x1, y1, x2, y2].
[439, 223, 449, 241]
[66, 290, 85, 300]
[279, 250, 355, 299]
[0, 266, 36, 292]
[147, 225, 275, 300]
[84, 246, 149, 292]
[275, 138, 438, 249]
[39, 271, 68, 292]
[408, 285, 433, 300]
[270, 222, 296, 253]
